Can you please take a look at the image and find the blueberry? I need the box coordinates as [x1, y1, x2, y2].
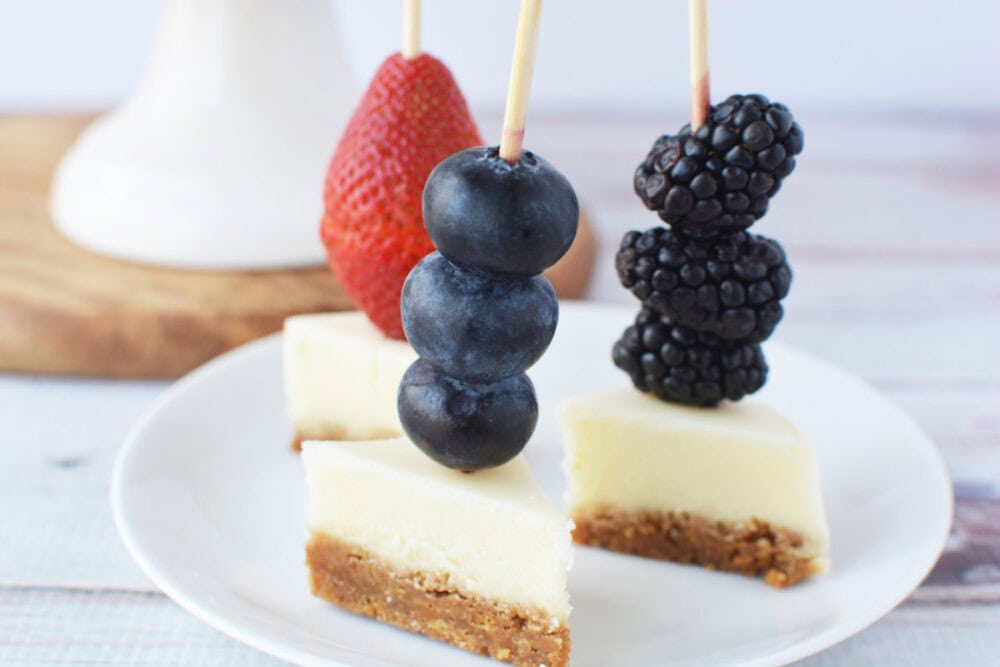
[401, 252, 558, 382]
[397, 360, 537, 470]
[422, 146, 578, 276]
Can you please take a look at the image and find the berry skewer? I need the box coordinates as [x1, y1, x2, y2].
[689, 0, 710, 130]
[402, 0, 421, 59]
[614, 2, 804, 406]
[499, 0, 544, 164]
[398, 0, 578, 470]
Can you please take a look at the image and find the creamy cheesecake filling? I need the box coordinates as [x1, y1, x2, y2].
[560, 389, 829, 563]
[284, 313, 416, 441]
[302, 438, 572, 625]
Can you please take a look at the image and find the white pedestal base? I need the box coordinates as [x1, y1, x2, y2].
[51, 0, 356, 270]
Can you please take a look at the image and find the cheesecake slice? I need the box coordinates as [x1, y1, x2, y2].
[284, 312, 416, 448]
[559, 388, 829, 587]
[302, 438, 572, 667]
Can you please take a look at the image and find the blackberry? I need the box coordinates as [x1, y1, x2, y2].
[633, 93, 803, 238]
[611, 308, 767, 406]
[616, 227, 791, 342]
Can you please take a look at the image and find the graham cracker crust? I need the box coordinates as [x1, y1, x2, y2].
[573, 507, 817, 587]
[290, 426, 401, 451]
[306, 533, 570, 667]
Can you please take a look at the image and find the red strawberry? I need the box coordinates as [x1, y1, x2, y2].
[320, 53, 483, 340]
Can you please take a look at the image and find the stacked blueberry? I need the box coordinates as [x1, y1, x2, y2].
[399, 146, 578, 470]
[614, 94, 801, 406]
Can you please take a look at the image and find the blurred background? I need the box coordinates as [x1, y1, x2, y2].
[2, 0, 998, 114]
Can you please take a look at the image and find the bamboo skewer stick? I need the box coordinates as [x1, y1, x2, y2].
[689, 0, 711, 130]
[402, 0, 421, 59]
[499, 0, 545, 164]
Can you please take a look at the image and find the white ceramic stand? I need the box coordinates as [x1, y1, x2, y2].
[51, 0, 356, 269]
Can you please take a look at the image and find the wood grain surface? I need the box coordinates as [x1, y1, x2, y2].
[1, 111, 998, 666]
[0, 115, 352, 378]
[0, 115, 596, 379]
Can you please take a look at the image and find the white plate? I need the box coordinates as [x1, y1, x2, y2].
[112, 302, 952, 667]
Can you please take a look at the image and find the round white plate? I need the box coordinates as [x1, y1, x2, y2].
[112, 302, 952, 667]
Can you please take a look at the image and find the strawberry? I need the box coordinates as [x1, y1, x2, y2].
[320, 53, 483, 340]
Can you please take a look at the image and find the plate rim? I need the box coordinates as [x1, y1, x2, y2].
[111, 334, 354, 667]
[111, 301, 954, 667]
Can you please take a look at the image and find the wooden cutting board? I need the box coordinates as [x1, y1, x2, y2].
[0, 114, 595, 379]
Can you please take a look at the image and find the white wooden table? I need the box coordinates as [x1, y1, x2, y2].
[2, 114, 998, 665]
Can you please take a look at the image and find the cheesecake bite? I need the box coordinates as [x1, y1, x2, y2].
[301, 3, 575, 663]
[283, 312, 415, 448]
[303, 439, 572, 667]
[561, 93, 829, 586]
[560, 389, 829, 587]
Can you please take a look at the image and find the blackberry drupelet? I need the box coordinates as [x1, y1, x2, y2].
[633, 93, 803, 239]
[616, 227, 791, 342]
[612, 308, 767, 406]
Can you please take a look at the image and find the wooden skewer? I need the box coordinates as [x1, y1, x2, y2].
[402, 0, 421, 59]
[498, 0, 544, 164]
[689, 0, 711, 130]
